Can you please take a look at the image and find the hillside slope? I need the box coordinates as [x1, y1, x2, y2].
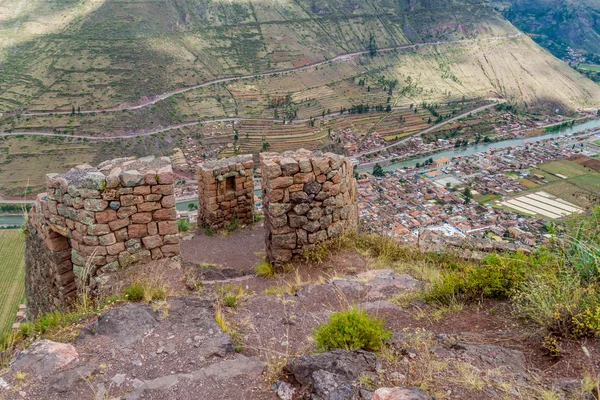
[495, 0, 600, 57]
[0, 0, 599, 115]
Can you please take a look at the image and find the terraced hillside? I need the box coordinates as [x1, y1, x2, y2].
[0, 0, 599, 120]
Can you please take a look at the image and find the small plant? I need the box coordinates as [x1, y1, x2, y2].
[204, 226, 213, 236]
[14, 371, 26, 381]
[255, 259, 276, 278]
[227, 213, 239, 232]
[124, 283, 145, 301]
[542, 334, 561, 357]
[178, 219, 190, 232]
[215, 306, 230, 333]
[313, 307, 390, 352]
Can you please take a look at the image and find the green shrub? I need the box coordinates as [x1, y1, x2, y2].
[254, 259, 276, 278]
[178, 219, 190, 232]
[424, 251, 548, 304]
[512, 269, 600, 337]
[224, 295, 238, 308]
[124, 283, 145, 301]
[313, 307, 390, 352]
[204, 226, 213, 236]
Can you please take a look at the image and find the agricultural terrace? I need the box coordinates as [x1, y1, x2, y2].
[0, 230, 25, 335]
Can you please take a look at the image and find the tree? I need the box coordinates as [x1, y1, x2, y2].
[463, 187, 472, 204]
[385, 104, 392, 112]
[368, 33, 377, 57]
[71, 106, 75, 115]
[187, 202, 198, 211]
[77, 106, 81, 115]
[372, 163, 384, 177]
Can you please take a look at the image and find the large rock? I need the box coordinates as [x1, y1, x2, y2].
[287, 349, 380, 399]
[373, 387, 433, 400]
[11, 340, 78, 378]
[95, 303, 158, 346]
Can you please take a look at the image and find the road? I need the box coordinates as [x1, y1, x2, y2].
[7, 33, 521, 116]
[351, 99, 505, 161]
[0, 102, 481, 140]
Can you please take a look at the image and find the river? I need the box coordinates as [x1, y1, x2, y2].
[2, 118, 599, 226]
[359, 118, 600, 172]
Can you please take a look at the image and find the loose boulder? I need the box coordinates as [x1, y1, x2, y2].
[11, 340, 78, 378]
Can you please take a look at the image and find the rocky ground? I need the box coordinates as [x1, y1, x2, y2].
[1, 229, 599, 400]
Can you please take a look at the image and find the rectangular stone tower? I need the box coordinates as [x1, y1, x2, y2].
[260, 149, 358, 263]
[197, 155, 254, 230]
[25, 156, 180, 317]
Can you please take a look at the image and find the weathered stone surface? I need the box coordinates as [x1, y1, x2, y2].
[288, 350, 380, 399]
[96, 304, 158, 346]
[120, 170, 145, 187]
[11, 340, 78, 378]
[372, 387, 433, 400]
[280, 157, 300, 176]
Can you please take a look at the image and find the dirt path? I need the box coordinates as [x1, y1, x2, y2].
[180, 226, 267, 271]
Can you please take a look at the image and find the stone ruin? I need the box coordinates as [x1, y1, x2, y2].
[25, 156, 180, 317]
[197, 155, 254, 229]
[24, 149, 358, 316]
[261, 149, 358, 262]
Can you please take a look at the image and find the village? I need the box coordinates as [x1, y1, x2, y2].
[356, 130, 600, 248]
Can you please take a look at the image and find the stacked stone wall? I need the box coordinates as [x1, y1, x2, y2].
[25, 200, 74, 317]
[261, 149, 358, 263]
[197, 155, 254, 229]
[25, 156, 181, 317]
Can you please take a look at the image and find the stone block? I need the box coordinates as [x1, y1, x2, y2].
[153, 208, 177, 221]
[131, 212, 153, 224]
[120, 170, 145, 187]
[147, 222, 158, 235]
[117, 206, 137, 219]
[133, 185, 151, 195]
[161, 195, 176, 208]
[269, 176, 293, 189]
[280, 158, 299, 176]
[158, 221, 178, 235]
[106, 242, 126, 256]
[120, 195, 143, 207]
[142, 235, 163, 250]
[160, 244, 180, 257]
[152, 185, 173, 195]
[99, 233, 117, 246]
[128, 224, 148, 238]
[272, 233, 297, 250]
[83, 199, 108, 212]
[88, 224, 111, 236]
[109, 218, 129, 231]
[96, 209, 117, 224]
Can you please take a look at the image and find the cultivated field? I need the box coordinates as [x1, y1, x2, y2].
[0, 230, 25, 335]
[523, 160, 600, 211]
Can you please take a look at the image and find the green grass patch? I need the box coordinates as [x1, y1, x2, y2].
[313, 307, 391, 352]
[0, 230, 25, 336]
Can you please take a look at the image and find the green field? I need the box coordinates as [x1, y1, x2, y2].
[537, 159, 592, 178]
[0, 230, 25, 335]
[525, 160, 600, 211]
[580, 64, 600, 72]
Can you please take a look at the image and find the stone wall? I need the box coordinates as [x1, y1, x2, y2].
[25, 156, 181, 317]
[197, 155, 254, 229]
[260, 149, 358, 263]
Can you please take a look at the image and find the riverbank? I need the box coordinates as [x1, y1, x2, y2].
[358, 117, 600, 172]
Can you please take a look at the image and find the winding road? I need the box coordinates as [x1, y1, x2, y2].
[6, 32, 522, 117]
[351, 99, 505, 160]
